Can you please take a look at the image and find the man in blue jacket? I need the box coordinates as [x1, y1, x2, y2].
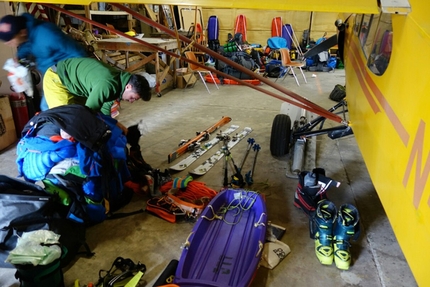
[0, 13, 87, 110]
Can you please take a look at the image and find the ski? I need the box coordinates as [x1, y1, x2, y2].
[168, 116, 232, 163]
[189, 127, 253, 176]
[169, 125, 240, 171]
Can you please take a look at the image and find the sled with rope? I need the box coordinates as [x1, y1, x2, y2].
[174, 188, 267, 287]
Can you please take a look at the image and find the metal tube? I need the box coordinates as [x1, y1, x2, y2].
[292, 139, 306, 173]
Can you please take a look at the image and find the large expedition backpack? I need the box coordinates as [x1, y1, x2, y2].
[16, 105, 136, 224]
[217, 51, 257, 80]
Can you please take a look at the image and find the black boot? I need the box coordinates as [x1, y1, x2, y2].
[294, 168, 329, 216]
[126, 124, 153, 174]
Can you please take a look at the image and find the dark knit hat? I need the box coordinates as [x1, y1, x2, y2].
[0, 15, 27, 42]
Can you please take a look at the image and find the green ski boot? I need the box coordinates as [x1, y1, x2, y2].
[333, 204, 361, 270]
[309, 200, 337, 265]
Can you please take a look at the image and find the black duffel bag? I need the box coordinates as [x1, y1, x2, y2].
[0, 175, 92, 269]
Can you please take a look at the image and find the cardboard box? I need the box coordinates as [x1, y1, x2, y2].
[0, 95, 17, 151]
[176, 72, 197, 89]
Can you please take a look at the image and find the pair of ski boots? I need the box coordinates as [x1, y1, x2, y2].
[309, 200, 361, 270]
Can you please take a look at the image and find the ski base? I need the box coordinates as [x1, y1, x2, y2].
[169, 125, 240, 171]
[189, 127, 253, 176]
[168, 116, 232, 163]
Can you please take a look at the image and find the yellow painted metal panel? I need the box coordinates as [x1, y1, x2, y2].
[343, 1, 430, 284]
[0, 0, 380, 14]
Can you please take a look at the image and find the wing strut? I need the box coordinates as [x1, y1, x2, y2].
[44, 4, 344, 124]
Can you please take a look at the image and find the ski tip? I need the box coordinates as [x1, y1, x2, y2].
[189, 171, 204, 176]
[169, 168, 185, 172]
[244, 127, 253, 132]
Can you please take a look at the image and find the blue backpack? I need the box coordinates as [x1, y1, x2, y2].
[267, 37, 287, 49]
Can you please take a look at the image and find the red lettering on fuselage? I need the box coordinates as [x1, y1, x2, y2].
[349, 38, 429, 209]
[402, 120, 430, 208]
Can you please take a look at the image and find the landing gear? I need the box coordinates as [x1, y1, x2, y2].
[270, 99, 351, 173]
[270, 114, 291, 156]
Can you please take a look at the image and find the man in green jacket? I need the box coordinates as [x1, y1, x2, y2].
[44, 57, 151, 115]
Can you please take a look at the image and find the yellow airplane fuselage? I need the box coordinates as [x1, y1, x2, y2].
[343, 2, 430, 285]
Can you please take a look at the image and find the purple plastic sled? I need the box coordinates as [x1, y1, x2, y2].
[174, 188, 267, 287]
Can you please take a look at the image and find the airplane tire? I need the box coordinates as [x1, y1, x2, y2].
[270, 114, 291, 156]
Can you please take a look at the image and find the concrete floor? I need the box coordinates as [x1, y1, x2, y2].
[0, 69, 417, 287]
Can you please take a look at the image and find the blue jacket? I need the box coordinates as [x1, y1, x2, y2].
[17, 13, 87, 74]
[16, 135, 77, 182]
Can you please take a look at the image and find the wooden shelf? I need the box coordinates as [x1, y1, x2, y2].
[66, 7, 133, 31]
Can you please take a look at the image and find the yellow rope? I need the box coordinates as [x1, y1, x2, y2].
[181, 232, 194, 249]
[201, 205, 223, 221]
[201, 190, 265, 228]
[220, 189, 260, 225]
[254, 212, 267, 228]
[256, 241, 264, 257]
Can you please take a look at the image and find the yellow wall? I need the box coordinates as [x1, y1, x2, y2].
[198, 8, 338, 46]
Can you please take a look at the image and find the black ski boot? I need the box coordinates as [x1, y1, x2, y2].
[126, 124, 155, 195]
[333, 204, 361, 270]
[152, 169, 172, 197]
[309, 200, 337, 265]
[294, 168, 329, 216]
[128, 146, 153, 174]
[126, 124, 153, 174]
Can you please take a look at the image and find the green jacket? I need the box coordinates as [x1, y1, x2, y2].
[56, 57, 131, 115]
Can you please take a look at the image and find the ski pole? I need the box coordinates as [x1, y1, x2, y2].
[219, 135, 244, 188]
[223, 151, 229, 188]
[222, 136, 230, 188]
[245, 144, 261, 186]
[239, 137, 255, 171]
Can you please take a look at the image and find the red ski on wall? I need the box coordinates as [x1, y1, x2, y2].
[234, 14, 247, 42]
[271, 16, 282, 37]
